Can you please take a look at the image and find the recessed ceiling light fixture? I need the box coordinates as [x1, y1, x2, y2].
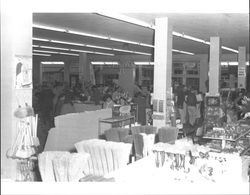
[51, 40, 84, 46]
[33, 37, 194, 56]
[33, 24, 66, 32]
[33, 37, 151, 56]
[41, 61, 65, 65]
[59, 52, 79, 56]
[33, 24, 154, 48]
[221, 46, 239, 53]
[221, 61, 249, 66]
[33, 49, 58, 54]
[134, 62, 154, 65]
[39, 46, 69, 51]
[33, 49, 79, 56]
[96, 14, 240, 54]
[97, 13, 155, 29]
[172, 49, 194, 55]
[91, 61, 119, 65]
[33, 53, 51, 56]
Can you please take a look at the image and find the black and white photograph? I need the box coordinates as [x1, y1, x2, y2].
[1, 0, 250, 194]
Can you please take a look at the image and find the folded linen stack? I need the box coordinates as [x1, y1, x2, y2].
[75, 139, 132, 176]
[38, 151, 90, 182]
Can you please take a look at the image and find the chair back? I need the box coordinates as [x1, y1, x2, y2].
[131, 126, 143, 135]
[133, 133, 144, 160]
[144, 125, 157, 134]
[158, 127, 179, 144]
[104, 128, 120, 142]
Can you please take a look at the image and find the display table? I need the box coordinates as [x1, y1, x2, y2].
[98, 115, 135, 136]
[105, 153, 249, 185]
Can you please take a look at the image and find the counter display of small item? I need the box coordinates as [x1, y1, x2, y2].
[152, 139, 245, 183]
[112, 103, 138, 120]
[204, 96, 225, 130]
[203, 122, 250, 154]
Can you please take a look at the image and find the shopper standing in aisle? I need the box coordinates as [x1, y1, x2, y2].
[186, 87, 197, 127]
[176, 84, 188, 125]
[36, 83, 55, 153]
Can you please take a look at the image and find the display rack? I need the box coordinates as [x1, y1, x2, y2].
[203, 126, 250, 151]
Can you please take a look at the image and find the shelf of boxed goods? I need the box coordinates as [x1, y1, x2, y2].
[202, 123, 250, 153]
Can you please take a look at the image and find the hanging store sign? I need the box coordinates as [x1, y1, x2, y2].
[238, 67, 246, 77]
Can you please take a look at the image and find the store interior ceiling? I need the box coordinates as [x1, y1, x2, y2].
[33, 13, 249, 60]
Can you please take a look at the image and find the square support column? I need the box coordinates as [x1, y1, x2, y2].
[79, 53, 90, 87]
[153, 17, 173, 128]
[208, 37, 221, 96]
[238, 47, 246, 89]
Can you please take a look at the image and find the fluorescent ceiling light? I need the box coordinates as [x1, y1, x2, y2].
[182, 34, 205, 43]
[33, 53, 51, 56]
[172, 31, 183, 37]
[33, 24, 154, 48]
[33, 37, 50, 42]
[172, 49, 194, 55]
[33, 45, 40, 47]
[93, 52, 114, 56]
[41, 61, 65, 65]
[134, 62, 154, 65]
[35, 38, 151, 56]
[97, 13, 155, 29]
[91, 61, 119, 65]
[221, 62, 228, 66]
[33, 49, 58, 54]
[113, 48, 133, 53]
[40, 46, 69, 51]
[221, 46, 239, 53]
[33, 24, 66, 32]
[70, 49, 114, 56]
[70, 49, 94, 53]
[67, 30, 108, 40]
[139, 43, 154, 48]
[228, 61, 238, 65]
[112, 48, 151, 56]
[59, 52, 79, 56]
[94, 14, 238, 54]
[221, 61, 249, 66]
[133, 51, 152, 56]
[104, 62, 119, 65]
[51, 40, 84, 46]
[33, 49, 79, 56]
[91, 62, 105, 65]
[85, 44, 113, 50]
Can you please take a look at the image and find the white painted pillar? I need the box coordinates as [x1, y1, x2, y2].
[199, 55, 209, 93]
[1, 4, 32, 179]
[208, 37, 221, 96]
[79, 53, 90, 87]
[153, 17, 173, 128]
[118, 59, 135, 97]
[238, 47, 246, 89]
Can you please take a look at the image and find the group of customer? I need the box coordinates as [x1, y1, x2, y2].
[175, 84, 204, 129]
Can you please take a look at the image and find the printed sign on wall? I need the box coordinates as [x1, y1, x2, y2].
[15, 55, 32, 89]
